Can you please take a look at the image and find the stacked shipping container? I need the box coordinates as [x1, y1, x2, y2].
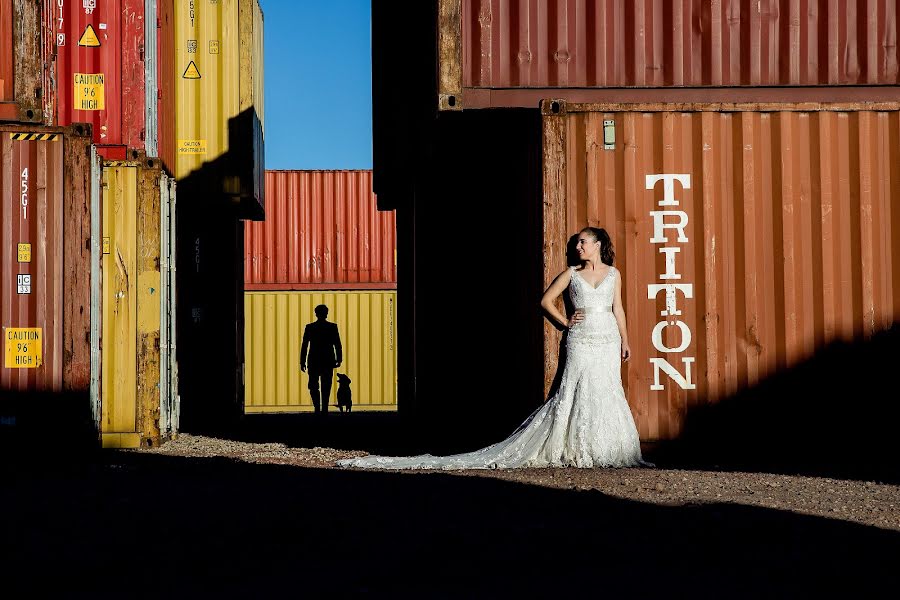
[174, 0, 265, 431]
[244, 171, 398, 414]
[372, 0, 900, 446]
[1, 0, 264, 446]
[50, 0, 176, 171]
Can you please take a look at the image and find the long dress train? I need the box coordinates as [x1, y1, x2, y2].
[336, 266, 649, 470]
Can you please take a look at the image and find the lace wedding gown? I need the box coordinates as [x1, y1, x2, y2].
[337, 266, 649, 470]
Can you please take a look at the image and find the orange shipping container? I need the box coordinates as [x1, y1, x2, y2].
[245, 171, 397, 290]
[542, 102, 900, 441]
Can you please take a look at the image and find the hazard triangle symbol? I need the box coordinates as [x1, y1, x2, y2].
[183, 61, 201, 79]
[78, 24, 101, 47]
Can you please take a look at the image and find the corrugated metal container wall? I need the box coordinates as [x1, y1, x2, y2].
[542, 105, 900, 442]
[0, 124, 93, 393]
[157, 0, 176, 173]
[0, 0, 46, 123]
[175, 0, 264, 214]
[50, 0, 174, 164]
[245, 291, 398, 413]
[99, 155, 177, 448]
[53, 0, 132, 146]
[245, 171, 397, 290]
[444, 0, 900, 108]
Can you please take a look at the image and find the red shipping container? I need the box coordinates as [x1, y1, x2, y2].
[245, 171, 397, 290]
[50, 0, 174, 170]
[434, 0, 900, 109]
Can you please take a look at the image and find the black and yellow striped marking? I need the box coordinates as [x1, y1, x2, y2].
[9, 133, 60, 141]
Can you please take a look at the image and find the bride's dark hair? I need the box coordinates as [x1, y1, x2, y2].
[580, 227, 615, 266]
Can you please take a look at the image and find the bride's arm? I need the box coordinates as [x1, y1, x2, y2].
[540, 269, 579, 329]
[612, 271, 631, 361]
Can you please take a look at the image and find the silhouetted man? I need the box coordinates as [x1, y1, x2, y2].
[300, 305, 342, 414]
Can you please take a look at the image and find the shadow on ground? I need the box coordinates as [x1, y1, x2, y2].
[2, 452, 897, 598]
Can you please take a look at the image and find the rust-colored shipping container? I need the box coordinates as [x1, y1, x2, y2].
[157, 0, 176, 175]
[50, 0, 176, 170]
[245, 171, 397, 290]
[542, 101, 900, 441]
[0, 123, 94, 394]
[0, 0, 47, 123]
[437, 0, 900, 109]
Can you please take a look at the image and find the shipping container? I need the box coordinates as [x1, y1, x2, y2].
[541, 101, 900, 441]
[98, 153, 178, 448]
[174, 0, 264, 216]
[245, 291, 398, 413]
[50, 0, 176, 170]
[0, 124, 94, 442]
[0, 0, 47, 123]
[245, 171, 397, 290]
[437, 0, 900, 109]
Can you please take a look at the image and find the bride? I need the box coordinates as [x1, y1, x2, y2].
[337, 227, 652, 470]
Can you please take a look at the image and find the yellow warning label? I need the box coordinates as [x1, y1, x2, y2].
[183, 61, 201, 79]
[178, 139, 208, 155]
[103, 237, 110, 254]
[17, 243, 31, 263]
[78, 24, 101, 47]
[74, 73, 105, 111]
[5, 328, 42, 369]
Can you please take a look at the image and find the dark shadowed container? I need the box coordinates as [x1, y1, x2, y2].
[0, 123, 93, 394]
[0, 0, 47, 124]
[542, 101, 900, 441]
[245, 171, 397, 290]
[436, 0, 900, 109]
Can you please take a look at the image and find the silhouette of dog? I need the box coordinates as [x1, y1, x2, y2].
[336, 374, 352, 412]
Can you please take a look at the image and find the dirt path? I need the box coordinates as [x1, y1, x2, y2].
[143, 434, 900, 532]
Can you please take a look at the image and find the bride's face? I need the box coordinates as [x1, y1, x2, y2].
[576, 234, 600, 261]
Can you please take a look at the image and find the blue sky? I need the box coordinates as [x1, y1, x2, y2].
[260, 0, 372, 170]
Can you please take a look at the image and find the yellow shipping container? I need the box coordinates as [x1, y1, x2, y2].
[175, 0, 264, 214]
[100, 156, 178, 448]
[245, 291, 398, 413]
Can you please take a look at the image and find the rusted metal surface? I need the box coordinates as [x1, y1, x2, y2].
[543, 107, 900, 442]
[99, 154, 174, 447]
[464, 85, 900, 109]
[245, 171, 397, 290]
[459, 0, 900, 94]
[0, 0, 45, 123]
[1, 124, 92, 393]
[156, 0, 176, 174]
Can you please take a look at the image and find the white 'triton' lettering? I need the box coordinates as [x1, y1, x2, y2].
[646, 173, 695, 391]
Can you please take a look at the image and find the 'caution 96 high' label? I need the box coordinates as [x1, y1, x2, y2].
[5, 328, 42, 368]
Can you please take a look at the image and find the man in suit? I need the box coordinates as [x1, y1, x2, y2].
[300, 305, 343, 414]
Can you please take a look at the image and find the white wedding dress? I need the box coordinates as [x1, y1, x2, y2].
[337, 265, 649, 470]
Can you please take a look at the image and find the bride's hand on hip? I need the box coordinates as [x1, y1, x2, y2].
[567, 309, 585, 328]
[621, 342, 631, 362]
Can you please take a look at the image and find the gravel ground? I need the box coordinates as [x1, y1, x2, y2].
[142, 434, 900, 532]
